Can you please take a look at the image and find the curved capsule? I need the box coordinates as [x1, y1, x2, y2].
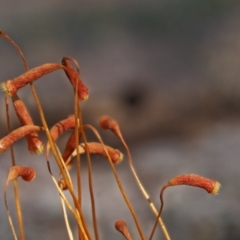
[167, 174, 221, 195]
[71, 142, 124, 165]
[12, 95, 44, 154]
[1, 63, 65, 96]
[62, 57, 89, 101]
[46, 115, 76, 160]
[5, 166, 36, 188]
[0, 125, 43, 153]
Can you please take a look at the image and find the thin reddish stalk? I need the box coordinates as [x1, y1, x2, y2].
[99, 116, 170, 240]
[5, 97, 25, 240]
[83, 124, 146, 240]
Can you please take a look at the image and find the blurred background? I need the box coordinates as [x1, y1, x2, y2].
[1, 0, 240, 239]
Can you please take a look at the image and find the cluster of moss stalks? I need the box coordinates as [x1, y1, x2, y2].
[0, 29, 220, 240]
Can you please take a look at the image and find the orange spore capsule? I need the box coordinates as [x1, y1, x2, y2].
[62, 131, 79, 163]
[80, 142, 124, 164]
[115, 219, 132, 240]
[12, 95, 44, 154]
[148, 174, 221, 240]
[99, 115, 122, 138]
[0, 125, 43, 153]
[6, 166, 36, 185]
[46, 115, 76, 160]
[167, 174, 221, 195]
[1, 63, 64, 96]
[62, 57, 89, 101]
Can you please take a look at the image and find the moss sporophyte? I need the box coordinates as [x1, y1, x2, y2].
[0, 29, 220, 240]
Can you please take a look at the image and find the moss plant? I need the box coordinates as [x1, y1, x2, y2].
[0, 29, 220, 240]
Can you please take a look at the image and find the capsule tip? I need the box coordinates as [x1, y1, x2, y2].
[211, 181, 221, 195]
